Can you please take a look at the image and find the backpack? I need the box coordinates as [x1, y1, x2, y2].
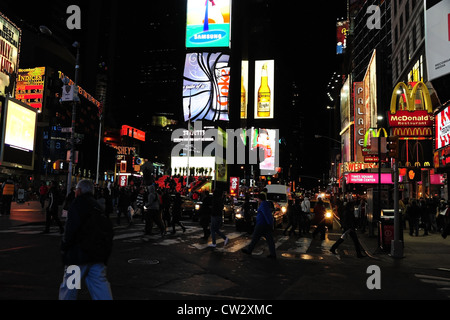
[78, 205, 114, 263]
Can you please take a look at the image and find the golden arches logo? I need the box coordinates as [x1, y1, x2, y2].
[363, 128, 387, 147]
[390, 81, 432, 114]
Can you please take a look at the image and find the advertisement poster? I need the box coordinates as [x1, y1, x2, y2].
[254, 60, 275, 120]
[336, 20, 348, 54]
[186, 0, 231, 48]
[425, 0, 450, 81]
[240, 60, 248, 119]
[15, 67, 46, 111]
[0, 12, 21, 96]
[183, 52, 230, 122]
[251, 128, 278, 175]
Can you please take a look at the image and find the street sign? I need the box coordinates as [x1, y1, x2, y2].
[61, 127, 72, 133]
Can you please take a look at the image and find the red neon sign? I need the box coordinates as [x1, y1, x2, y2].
[121, 125, 146, 142]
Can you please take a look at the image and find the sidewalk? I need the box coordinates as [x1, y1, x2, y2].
[357, 224, 450, 267]
[0, 200, 46, 229]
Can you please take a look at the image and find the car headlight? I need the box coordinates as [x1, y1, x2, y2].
[235, 213, 243, 219]
[281, 206, 287, 213]
[325, 211, 332, 219]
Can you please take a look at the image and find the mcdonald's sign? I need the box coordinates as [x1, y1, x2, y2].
[389, 81, 433, 115]
[388, 81, 433, 135]
[363, 128, 387, 154]
[392, 127, 433, 137]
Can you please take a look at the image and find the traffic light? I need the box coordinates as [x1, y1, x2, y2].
[386, 136, 399, 159]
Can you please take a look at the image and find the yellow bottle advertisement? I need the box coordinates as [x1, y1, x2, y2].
[254, 60, 274, 119]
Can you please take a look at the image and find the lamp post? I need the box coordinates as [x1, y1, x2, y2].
[39, 26, 80, 195]
[66, 42, 80, 195]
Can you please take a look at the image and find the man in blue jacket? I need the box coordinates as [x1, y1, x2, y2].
[241, 193, 276, 259]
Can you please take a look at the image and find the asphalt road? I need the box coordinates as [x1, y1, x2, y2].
[2, 204, 450, 307]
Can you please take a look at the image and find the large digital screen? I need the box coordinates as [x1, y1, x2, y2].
[183, 52, 230, 122]
[254, 60, 275, 119]
[186, 0, 231, 48]
[0, 98, 37, 170]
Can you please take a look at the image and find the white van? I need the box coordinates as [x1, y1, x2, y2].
[265, 184, 289, 213]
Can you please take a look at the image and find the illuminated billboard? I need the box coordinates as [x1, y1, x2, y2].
[364, 50, 377, 130]
[0, 12, 21, 97]
[183, 52, 230, 122]
[0, 98, 37, 170]
[254, 60, 275, 119]
[186, 0, 231, 48]
[121, 125, 146, 142]
[15, 67, 46, 111]
[240, 60, 249, 119]
[336, 20, 348, 54]
[436, 104, 450, 150]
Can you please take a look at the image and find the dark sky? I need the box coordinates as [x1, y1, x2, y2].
[1, 0, 348, 187]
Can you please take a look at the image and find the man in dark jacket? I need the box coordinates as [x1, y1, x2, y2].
[43, 181, 64, 234]
[59, 179, 113, 300]
[241, 193, 276, 259]
[330, 200, 365, 258]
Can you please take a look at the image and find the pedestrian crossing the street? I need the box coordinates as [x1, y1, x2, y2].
[3, 221, 353, 260]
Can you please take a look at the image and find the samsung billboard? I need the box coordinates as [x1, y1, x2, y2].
[186, 0, 231, 48]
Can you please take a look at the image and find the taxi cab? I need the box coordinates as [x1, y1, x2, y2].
[309, 198, 334, 230]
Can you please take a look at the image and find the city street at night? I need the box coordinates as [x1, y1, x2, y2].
[1, 0, 450, 307]
[3, 201, 450, 305]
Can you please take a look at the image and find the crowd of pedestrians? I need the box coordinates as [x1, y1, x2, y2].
[399, 196, 450, 238]
[9, 174, 450, 299]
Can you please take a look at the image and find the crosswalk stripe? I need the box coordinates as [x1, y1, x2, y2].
[415, 274, 450, 283]
[6, 222, 350, 259]
[286, 238, 312, 254]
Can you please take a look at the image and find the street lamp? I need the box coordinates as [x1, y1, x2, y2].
[314, 134, 343, 145]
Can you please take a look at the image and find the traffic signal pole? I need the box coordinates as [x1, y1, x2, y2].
[387, 136, 403, 258]
[391, 158, 403, 258]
